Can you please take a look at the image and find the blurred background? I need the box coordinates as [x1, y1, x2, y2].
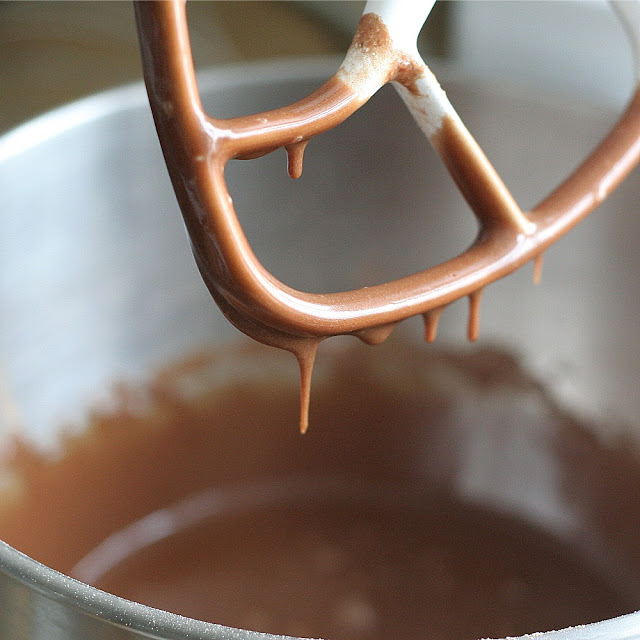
[0, 1, 634, 135]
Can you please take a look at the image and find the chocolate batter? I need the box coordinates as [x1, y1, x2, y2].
[76, 487, 633, 640]
[1, 343, 638, 640]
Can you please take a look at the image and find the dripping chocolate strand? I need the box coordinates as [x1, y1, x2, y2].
[285, 140, 309, 180]
[422, 307, 444, 343]
[533, 252, 544, 285]
[294, 339, 321, 434]
[467, 289, 483, 342]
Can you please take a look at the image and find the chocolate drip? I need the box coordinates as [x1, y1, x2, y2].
[467, 289, 483, 342]
[533, 252, 544, 285]
[285, 140, 309, 180]
[293, 339, 320, 435]
[422, 307, 444, 343]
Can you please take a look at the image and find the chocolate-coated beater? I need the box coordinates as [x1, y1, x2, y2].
[135, 0, 640, 431]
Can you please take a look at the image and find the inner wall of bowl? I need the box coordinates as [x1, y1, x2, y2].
[0, 62, 640, 632]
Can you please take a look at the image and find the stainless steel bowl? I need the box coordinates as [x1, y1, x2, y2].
[1, 58, 640, 640]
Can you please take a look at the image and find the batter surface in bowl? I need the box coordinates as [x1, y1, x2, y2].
[1, 342, 639, 640]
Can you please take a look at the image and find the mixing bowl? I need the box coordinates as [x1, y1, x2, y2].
[1, 58, 640, 640]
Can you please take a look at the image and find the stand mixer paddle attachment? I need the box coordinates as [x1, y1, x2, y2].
[134, 0, 640, 433]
